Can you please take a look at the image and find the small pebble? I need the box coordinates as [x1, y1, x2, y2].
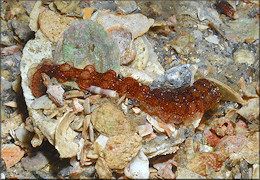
[21, 151, 49, 171]
[3, 101, 17, 108]
[234, 173, 242, 179]
[0, 173, 5, 179]
[115, 0, 138, 14]
[205, 35, 219, 44]
[233, 49, 255, 65]
[197, 24, 209, 30]
[240, 160, 249, 179]
[11, 20, 34, 42]
[193, 30, 203, 41]
[132, 107, 141, 114]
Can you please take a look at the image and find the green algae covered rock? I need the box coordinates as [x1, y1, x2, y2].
[54, 19, 120, 73]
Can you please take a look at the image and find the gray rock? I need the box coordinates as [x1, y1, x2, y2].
[151, 64, 192, 90]
[115, 0, 138, 14]
[11, 20, 34, 42]
[1, 20, 16, 46]
[21, 152, 49, 171]
[240, 160, 249, 179]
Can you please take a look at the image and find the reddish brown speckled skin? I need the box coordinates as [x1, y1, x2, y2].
[29, 60, 221, 125]
[215, 0, 235, 19]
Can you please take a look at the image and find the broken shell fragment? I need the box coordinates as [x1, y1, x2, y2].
[146, 115, 165, 133]
[64, 90, 84, 99]
[142, 134, 182, 158]
[207, 78, 246, 105]
[119, 65, 154, 84]
[204, 129, 221, 147]
[14, 127, 32, 144]
[70, 115, 84, 131]
[238, 77, 259, 98]
[124, 150, 149, 179]
[46, 84, 65, 107]
[1, 45, 22, 56]
[186, 152, 225, 176]
[31, 95, 53, 110]
[131, 36, 149, 70]
[236, 98, 259, 122]
[78, 140, 94, 165]
[29, 1, 42, 32]
[239, 132, 259, 164]
[210, 117, 235, 137]
[106, 25, 136, 64]
[115, 0, 138, 14]
[153, 158, 178, 179]
[54, 1, 80, 14]
[72, 98, 84, 113]
[176, 167, 206, 179]
[137, 122, 153, 137]
[1, 113, 23, 139]
[143, 35, 165, 78]
[83, 8, 94, 20]
[55, 111, 79, 158]
[253, 164, 259, 179]
[1, 144, 25, 168]
[31, 127, 44, 147]
[215, 134, 247, 157]
[97, 11, 154, 39]
[233, 49, 256, 65]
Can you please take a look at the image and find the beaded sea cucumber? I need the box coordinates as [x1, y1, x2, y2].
[29, 60, 221, 125]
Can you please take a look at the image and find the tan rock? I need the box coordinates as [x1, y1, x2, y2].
[95, 157, 112, 179]
[91, 103, 137, 136]
[29, 1, 42, 32]
[240, 132, 259, 164]
[186, 152, 225, 176]
[38, 10, 77, 42]
[54, 1, 80, 14]
[171, 31, 195, 55]
[103, 134, 142, 169]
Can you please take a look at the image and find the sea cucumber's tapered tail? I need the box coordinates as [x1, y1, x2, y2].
[141, 79, 221, 125]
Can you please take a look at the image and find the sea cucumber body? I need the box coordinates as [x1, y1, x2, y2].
[29, 60, 221, 125]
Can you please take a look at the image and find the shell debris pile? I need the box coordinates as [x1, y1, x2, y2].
[1, 0, 259, 179]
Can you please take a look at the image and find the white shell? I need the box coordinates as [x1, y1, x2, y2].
[124, 150, 149, 179]
[20, 39, 58, 145]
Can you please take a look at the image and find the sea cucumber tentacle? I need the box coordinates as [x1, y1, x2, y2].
[29, 60, 221, 125]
